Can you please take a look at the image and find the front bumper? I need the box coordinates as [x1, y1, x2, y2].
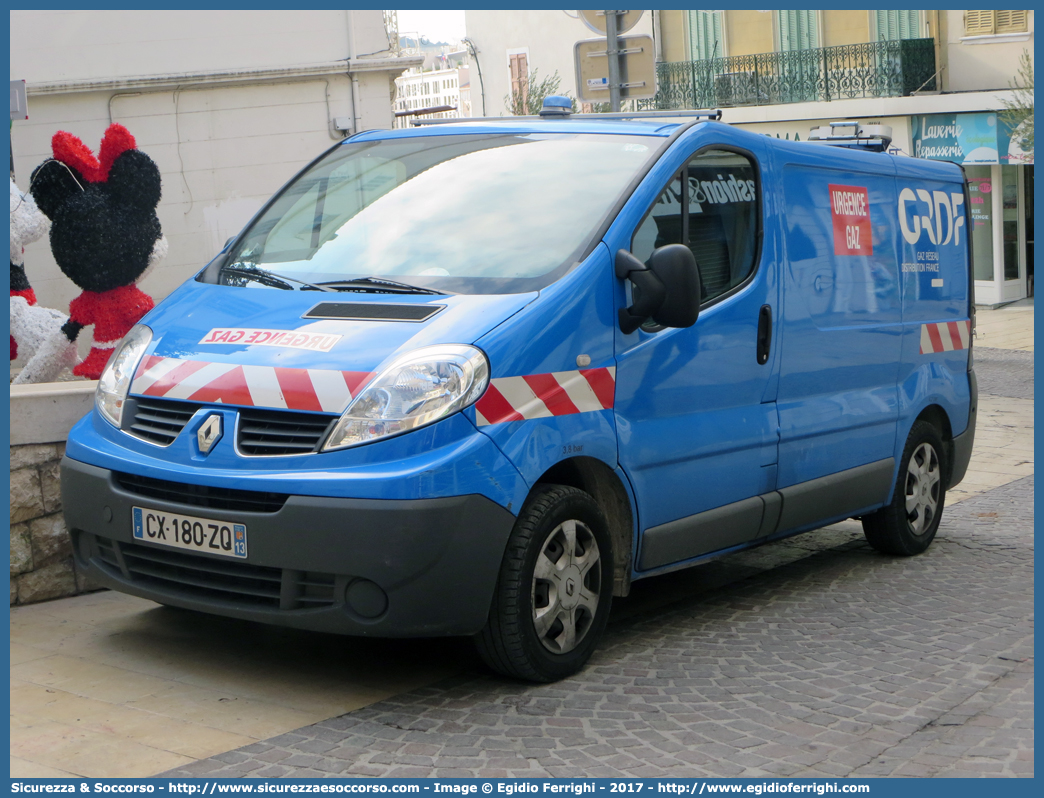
[63, 457, 516, 636]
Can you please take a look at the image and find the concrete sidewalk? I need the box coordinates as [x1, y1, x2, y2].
[946, 299, 1034, 505]
[974, 298, 1033, 351]
[11, 605, 464, 777]
[10, 302, 1033, 778]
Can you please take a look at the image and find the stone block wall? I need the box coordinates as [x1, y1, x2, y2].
[10, 379, 100, 605]
[10, 442, 102, 604]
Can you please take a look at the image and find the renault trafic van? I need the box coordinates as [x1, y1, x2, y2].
[62, 104, 976, 682]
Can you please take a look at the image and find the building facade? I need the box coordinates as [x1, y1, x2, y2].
[10, 10, 421, 321]
[463, 10, 656, 117]
[655, 9, 1033, 306]
[465, 9, 1033, 306]
[393, 64, 471, 129]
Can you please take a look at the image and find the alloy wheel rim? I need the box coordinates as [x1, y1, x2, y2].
[905, 442, 940, 535]
[531, 519, 601, 654]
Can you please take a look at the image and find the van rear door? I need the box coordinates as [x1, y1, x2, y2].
[893, 157, 974, 440]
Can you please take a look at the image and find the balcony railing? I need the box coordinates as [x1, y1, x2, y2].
[641, 38, 937, 111]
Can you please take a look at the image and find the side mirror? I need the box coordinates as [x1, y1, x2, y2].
[616, 245, 701, 334]
[616, 250, 666, 334]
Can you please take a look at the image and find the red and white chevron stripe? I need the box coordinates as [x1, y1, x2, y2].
[131, 356, 371, 414]
[919, 320, 971, 355]
[475, 367, 616, 427]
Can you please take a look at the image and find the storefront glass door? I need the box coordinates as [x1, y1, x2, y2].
[967, 166, 994, 282]
[969, 164, 1028, 305]
[1002, 165, 1022, 282]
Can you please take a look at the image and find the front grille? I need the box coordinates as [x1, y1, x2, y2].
[125, 397, 201, 445]
[93, 537, 336, 609]
[237, 408, 336, 456]
[115, 472, 288, 513]
[124, 398, 335, 457]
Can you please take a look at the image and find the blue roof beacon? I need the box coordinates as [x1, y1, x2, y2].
[62, 107, 976, 682]
[539, 95, 573, 116]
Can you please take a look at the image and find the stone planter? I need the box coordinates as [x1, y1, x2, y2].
[10, 380, 104, 604]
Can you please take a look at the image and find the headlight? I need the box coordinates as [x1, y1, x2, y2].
[323, 344, 489, 451]
[96, 325, 152, 427]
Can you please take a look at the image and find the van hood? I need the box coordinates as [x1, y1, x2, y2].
[130, 281, 535, 412]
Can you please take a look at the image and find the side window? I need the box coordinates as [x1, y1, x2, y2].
[632, 149, 760, 304]
[632, 174, 684, 263]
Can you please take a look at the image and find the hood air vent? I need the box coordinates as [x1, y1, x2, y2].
[303, 303, 444, 322]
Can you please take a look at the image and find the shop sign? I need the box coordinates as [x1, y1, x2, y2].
[966, 175, 993, 231]
[912, 112, 1033, 165]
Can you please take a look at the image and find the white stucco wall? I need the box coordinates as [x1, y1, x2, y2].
[11, 10, 375, 83]
[944, 10, 1033, 93]
[11, 82, 350, 312]
[464, 10, 654, 116]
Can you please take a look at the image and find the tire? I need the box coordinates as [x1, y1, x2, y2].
[862, 420, 947, 556]
[475, 484, 613, 682]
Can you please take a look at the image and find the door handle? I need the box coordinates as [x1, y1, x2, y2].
[757, 305, 772, 365]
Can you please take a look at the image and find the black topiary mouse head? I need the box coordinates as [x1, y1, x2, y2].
[30, 123, 162, 295]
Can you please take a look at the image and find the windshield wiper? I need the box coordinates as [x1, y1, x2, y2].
[221, 266, 334, 292]
[221, 268, 442, 296]
[316, 276, 444, 295]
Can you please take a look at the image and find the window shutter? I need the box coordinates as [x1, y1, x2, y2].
[898, 9, 919, 38]
[517, 53, 529, 109]
[874, 10, 920, 40]
[876, 10, 896, 40]
[996, 10, 1028, 32]
[778, 10, 818, 52]
[509, 54, 522, 106]
[688, 10, 723, 60]
[778, 11, 795, 51]
[509, 53, 529, 111]
[964, 11, 995, 34]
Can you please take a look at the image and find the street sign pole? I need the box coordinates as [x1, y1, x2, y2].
[605, 10, 621, 113]
[575, 12, 652, 108]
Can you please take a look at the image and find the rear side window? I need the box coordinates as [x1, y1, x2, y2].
[632, 149, 759, 304]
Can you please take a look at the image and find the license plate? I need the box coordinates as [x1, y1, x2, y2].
[132, 506, 248, 559]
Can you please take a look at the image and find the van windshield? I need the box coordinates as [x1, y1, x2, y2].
[211, 133, 659, 294]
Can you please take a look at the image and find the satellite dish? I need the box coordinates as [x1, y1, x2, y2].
[578, 10, 644, 35]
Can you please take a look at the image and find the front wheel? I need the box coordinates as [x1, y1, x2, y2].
[862, 420, 947, 556]
[475, 484, 613, 682]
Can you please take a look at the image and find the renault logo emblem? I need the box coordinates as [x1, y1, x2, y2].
[197, 414, 223, 454]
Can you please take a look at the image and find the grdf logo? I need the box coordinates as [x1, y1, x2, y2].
[899, 187, 965, 246]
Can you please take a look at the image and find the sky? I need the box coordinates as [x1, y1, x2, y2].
[395, 10, 466, 44]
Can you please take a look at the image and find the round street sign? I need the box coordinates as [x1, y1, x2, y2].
[578, 10, 644, 35]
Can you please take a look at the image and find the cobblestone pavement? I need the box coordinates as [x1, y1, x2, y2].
[163, 472, 1033, 779]
[974, 348, 1034, 400]
[150, 332, 1033, 780]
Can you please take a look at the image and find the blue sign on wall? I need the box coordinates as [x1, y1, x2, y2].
[912, 112, 1032, 165]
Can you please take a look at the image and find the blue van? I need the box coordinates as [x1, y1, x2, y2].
[62, 104, 976, 682]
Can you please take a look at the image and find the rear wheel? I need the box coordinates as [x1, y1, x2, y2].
[475, 484, 613, 682]
[862, 420, 946, 555]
